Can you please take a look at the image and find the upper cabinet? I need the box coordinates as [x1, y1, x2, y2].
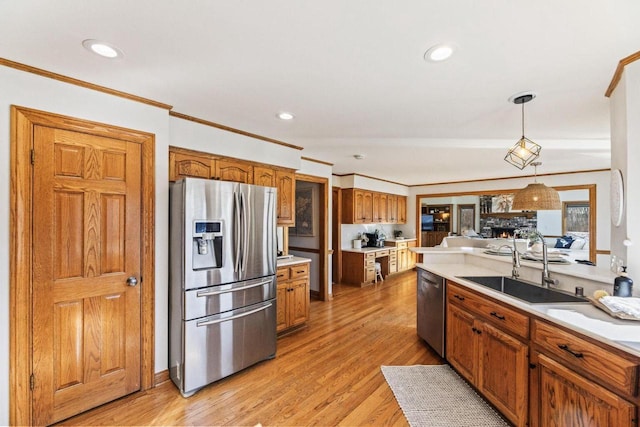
[169, 147, 296, 226]
[342, 188, 407, 224]
[215, 158, 253, 183]
[275, 170, 295, 226]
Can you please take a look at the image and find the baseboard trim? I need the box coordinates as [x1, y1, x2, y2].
[154, 370, 170, 386]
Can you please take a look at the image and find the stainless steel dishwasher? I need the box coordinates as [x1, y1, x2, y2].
[417, 268, 446, 358]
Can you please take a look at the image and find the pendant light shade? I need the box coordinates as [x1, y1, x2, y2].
[511, 162, 561, 211]
[504, 93, 541, 170]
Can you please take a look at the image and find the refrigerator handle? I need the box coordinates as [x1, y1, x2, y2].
[234, 190, 242, 272]
[241, 191, 250, 274]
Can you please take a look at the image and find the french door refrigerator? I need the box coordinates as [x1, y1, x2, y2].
[169, 178, 277, 397]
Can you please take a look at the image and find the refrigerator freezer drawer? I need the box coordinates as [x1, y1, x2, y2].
[183, 276, 276, 320]
[177, 299, 277, 397]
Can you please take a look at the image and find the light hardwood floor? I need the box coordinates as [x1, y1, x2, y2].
[60, 271, 443, 426]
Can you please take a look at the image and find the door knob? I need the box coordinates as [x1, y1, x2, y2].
[126, 276, 139, 287]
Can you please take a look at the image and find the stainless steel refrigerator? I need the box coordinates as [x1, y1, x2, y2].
[169, 178, 277, 397]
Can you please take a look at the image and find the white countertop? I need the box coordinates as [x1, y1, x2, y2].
[277, 256, 311, 267]
[342, 246, 391, 254]
[415, 258, 640, 357]
[384, 237, 416, 243]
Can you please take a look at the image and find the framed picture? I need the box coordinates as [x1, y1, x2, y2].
[291, 186, 315, 236]
[457, 204, 476, 235]
[491, 194, 514, 213]
[563, 201, 589, 233]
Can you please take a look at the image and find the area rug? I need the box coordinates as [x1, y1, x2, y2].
[381, 365, 509, 427]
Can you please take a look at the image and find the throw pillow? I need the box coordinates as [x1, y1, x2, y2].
[570, 238, 586, 250]
[555, 236, 574, 249]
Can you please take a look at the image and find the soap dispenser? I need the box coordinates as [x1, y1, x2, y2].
[613, 266, 633, 297]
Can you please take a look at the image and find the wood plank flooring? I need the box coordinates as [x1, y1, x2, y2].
[59, 271, 443, 426]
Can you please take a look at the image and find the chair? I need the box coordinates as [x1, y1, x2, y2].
[375, 262, 384, 283]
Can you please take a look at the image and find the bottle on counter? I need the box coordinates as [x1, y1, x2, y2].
[613, 266, 634, 297]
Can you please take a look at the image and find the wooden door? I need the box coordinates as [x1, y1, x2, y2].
[372, 192, 381, 222]
[387, 195, 398, 223]
[31, 126, 142, 424]
[276, 281, 289, 332]
[397, 196, 407, 224]
[289, 279, 309, 328]
[379, 193, 388, 223]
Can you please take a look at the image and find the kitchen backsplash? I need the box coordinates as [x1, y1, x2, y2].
[341, 224, 412, 248]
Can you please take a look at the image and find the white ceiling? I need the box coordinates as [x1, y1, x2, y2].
[2, 1, 638, 185]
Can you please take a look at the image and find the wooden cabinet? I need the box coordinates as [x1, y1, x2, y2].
[342, 188, 406, 224]
[169, 147, 296, 226]
[383, 240, 417, 273]
[170, 150, 215, 180]
[215, 158, 253, 183]
[397, 196, 407, 223]
[275, 169, 295, 226]
[276, 262, 310, 334]
[342, 251, 376, 285]
[446, 281, 529, 426]
[529, 319, 638, 427]
[421, 231, 448, 247]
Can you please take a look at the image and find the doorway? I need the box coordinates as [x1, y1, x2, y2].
[288, 174, 330, 300]
[10, 106, 155, 425]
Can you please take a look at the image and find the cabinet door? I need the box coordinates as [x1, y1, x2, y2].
[387, 195, 398, 223]
[479, 322, 529, 426]
[397, 196, 407, 223]
[378, 193, 388, 223]
[361, 191, 373, 223]
[372, 192, 382, 222]
[446, 304, 477, 384]
[398, 249, 408, 271]
[536, 354, 635, 427]
[407, 241, 417, 268]
[215, 158, 253, 183]
[253, 165, 275, 187]
[288, 279, 309, 328]
[170, 151, 215, 181]
[275, 170, 295, 226]
[276, 282, 289, 332]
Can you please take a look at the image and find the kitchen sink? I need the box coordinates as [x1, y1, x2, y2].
[458, 276, 589, 304]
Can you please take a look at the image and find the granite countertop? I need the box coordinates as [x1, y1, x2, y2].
[277, 256, 311, 267]
[415, 258, 640, 357]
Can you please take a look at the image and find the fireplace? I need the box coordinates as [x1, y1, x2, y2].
[491, 227, 516, 238]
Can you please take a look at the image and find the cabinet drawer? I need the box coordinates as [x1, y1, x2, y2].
[397, 242, 408, 249]
[447, 282, 529, 339]
[365, 266, 376, 281]
[533, 320, 639, 397]
[365, 252, 376, 261]
[276, 267, 290, 282]
[376, 249, 390, 257]
[289, 263, 309, 279]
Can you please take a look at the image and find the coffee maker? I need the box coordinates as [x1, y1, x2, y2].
[365, 232, 385, 247]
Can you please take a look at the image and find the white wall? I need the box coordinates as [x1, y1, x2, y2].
[610, 60, 640, 286]
[0, 66, 170, 425]
[409, 171, 611, 266]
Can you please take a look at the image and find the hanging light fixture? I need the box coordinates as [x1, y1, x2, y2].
[504, 92, 541, 169]
[512, 161, 561, 210]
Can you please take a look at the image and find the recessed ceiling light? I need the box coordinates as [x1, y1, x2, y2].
[82, 39, 123, 59]
[424, 44, 455, 62]
[277, 111, 295, 120]
[353, 154, 365, 160]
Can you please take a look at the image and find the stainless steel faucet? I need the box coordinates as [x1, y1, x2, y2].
[532, 231, 559, 288]
[499, 231, 521, 279]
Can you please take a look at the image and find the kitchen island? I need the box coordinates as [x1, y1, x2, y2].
[413, 246, 640, 426]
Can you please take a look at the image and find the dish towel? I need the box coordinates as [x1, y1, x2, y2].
[599, 296, 640, 318]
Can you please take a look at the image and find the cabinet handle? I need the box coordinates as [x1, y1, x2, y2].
[529, 363, 537, 369]
[558, 344, 583, 358]
[471, 327, 482, 335]
[490, 311, 506, 321]
[454, 294, 465, 301]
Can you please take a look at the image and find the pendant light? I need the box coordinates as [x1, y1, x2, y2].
[512, 162, 561, 211]
[504, 93, 541, 169]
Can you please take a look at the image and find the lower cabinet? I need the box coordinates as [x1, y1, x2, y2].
[446, 281, 529, 426]
[446, 279, 640, 427]
[276, 262, 310, 334]
[529, 319, 638, 427]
